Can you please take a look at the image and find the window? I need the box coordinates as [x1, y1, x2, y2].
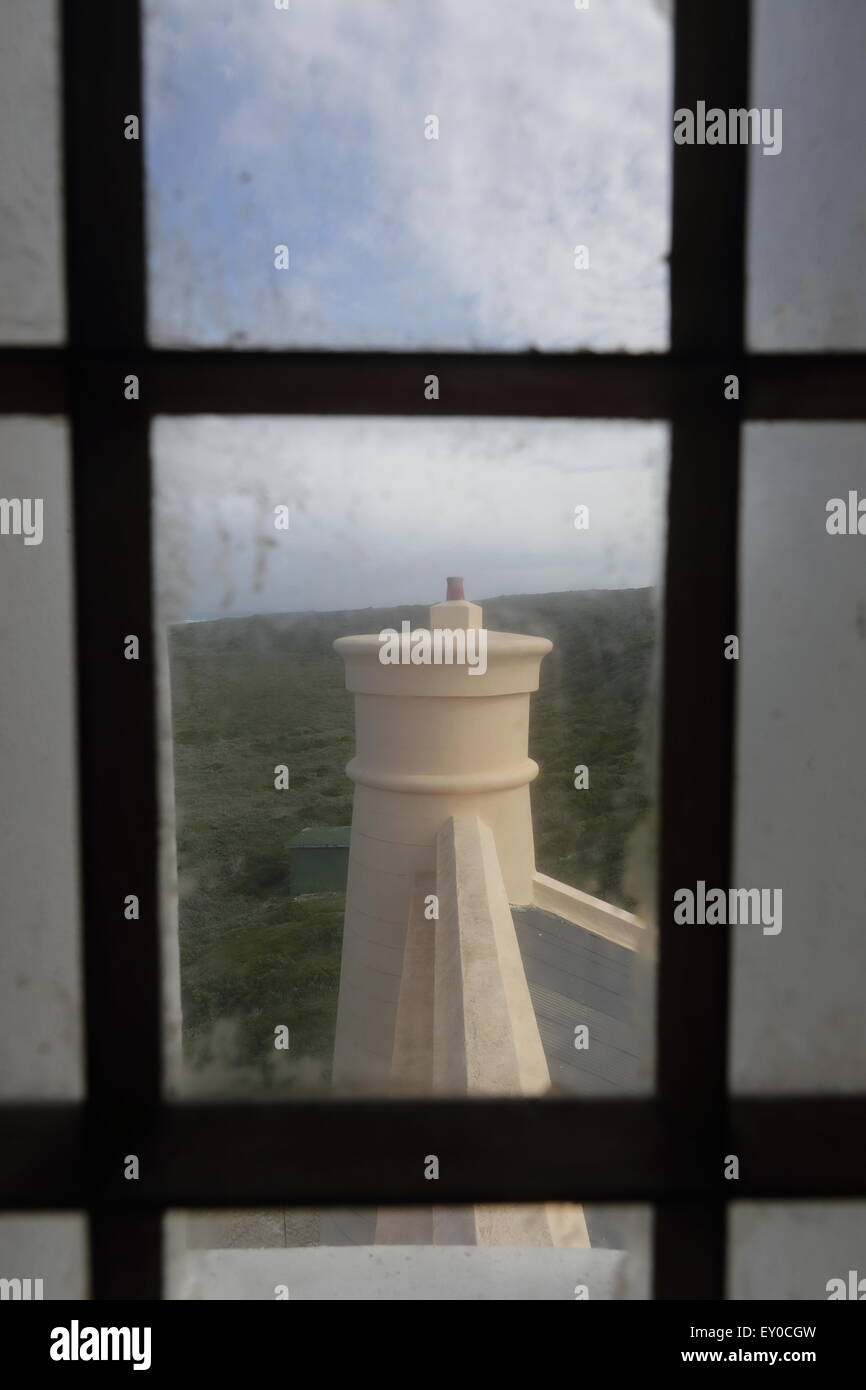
[155, 415, 666, 1108]
[1, 0, 864, 1302]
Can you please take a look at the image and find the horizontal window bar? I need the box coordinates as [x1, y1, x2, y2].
[3, 350, 866, 419]
[0, 1099, 862, 1207]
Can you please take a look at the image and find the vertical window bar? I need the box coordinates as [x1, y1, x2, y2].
[63, 0, 162, 1299]
[653, 0, 750, 1299]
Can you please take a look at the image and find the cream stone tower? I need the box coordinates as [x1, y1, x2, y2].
[331, 580, 552, 1092]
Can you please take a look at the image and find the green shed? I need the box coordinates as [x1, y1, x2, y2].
[288, 826, 351, 895]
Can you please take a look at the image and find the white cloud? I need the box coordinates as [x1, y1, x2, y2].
[145, 0, 671, 348]
[154, 415, 668, 621]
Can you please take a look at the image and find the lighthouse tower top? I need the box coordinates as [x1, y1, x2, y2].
[333, 578, 551, 698]
[430, 575, 483, 631]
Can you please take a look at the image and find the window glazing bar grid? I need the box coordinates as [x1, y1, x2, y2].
[21, 0, 859, 1304]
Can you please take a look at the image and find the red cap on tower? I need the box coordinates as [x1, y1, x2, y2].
[446, 576, 465, 600]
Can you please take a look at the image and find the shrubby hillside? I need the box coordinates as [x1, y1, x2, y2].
[169, 588, 657, 1091]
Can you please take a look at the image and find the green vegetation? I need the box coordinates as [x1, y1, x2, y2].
[169, 589, 656, 1092]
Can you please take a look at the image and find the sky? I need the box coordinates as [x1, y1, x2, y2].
[144, 2, 672, 620]
[143, 0, 672, 350]
[154, 416, 668, 622]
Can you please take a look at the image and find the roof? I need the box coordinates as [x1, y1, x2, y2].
[288, 826, 351, 850]
[512, 904, 646, 1096]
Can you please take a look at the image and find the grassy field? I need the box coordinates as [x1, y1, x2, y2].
[169, 588, 657, 1093]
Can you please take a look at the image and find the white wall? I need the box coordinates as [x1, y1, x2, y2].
[0, 1, 64, 343]
[732, 427, 866, 1093]
[0, 418, 83, 1099]
[729, 1202, 866, 1300]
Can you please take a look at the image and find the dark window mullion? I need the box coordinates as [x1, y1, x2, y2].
[63, 0, 162, 1300]
[3, 1096, 866, 1208]
[653, 0, 750, 1300]
[7, 349, 866, 419]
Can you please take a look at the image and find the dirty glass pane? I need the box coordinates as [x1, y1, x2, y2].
[166, 1205, 651, 1299]
[0, 2, 65, 343]
[154, 416, 665, 1100]
[144, 0, 671, 349]
[0, 418, 83, 1100]
[732, 426, 866, 1093]
[728, 1202, 866, 1301]
[747, 0, 866, 348]
[0, 1214, 89, 1301]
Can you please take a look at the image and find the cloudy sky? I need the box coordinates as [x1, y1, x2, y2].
[144, 0, 671, 349]
[154, 416, 667, 621]
[144, 2, 671, 620]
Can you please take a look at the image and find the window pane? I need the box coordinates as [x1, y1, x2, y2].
[154, 416, 665, 1099]
[0, 1214, 89, 1300]
[747, 0, 866, 348]
[166, 1206, 651, 1299]
[731, 427, 866, 1093]
[728, 1202, 866, 1301]
[144, 0, 671, 349]
[0, 419, 83, 1099]
[0, 1, 65, 343]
